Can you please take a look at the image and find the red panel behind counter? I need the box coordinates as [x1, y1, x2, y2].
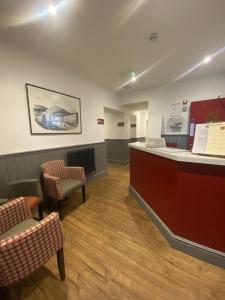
[188, 98, 225, 149]
[130, 148, 225, 253]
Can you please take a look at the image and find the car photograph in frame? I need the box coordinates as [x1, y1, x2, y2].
[26, 83, 82, 134]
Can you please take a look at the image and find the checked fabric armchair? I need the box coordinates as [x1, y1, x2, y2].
[0, 197, 65, 295]
[41, 160, 86, 220]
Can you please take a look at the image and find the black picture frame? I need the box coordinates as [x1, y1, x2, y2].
[26, 83, 82, 135]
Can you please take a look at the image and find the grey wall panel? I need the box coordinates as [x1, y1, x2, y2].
[94, 142, 107, 173]
[0, 159, 8, 198]
[106, 136, 188, 164]
[0, 142, 106, 198]
[6, 157, 18, 182]
[162, 135, 188, 149]
[105, 139, 130, 163]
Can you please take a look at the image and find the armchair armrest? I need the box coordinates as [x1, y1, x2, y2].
[43, 173, 63, 200]
[0, 213, 64, 286]
[63, 166, 86, 183]
[0, 197, 32, 235]
[8, 179, 42, 199]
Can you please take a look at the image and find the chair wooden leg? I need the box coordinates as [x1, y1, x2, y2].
[82, 185, 86, 203]
[38, 204, 44, 220]
[57, 248, 66, 281]
[0, 286, 8, 300]
[47, 197, 53, 211]
[58, 201, 64, 221]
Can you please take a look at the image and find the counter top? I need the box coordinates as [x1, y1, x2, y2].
[129, 142, 225, 166]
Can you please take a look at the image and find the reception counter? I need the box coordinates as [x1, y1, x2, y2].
[129, 142, 225, 268]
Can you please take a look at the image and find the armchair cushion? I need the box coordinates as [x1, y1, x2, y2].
[61, 179, 83, 196]
[0, 219, 38, 240]
[0, 197, 32, 235]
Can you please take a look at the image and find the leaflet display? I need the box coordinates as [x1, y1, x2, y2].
[192, 122, 225, 156]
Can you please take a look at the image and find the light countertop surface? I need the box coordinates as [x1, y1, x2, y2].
[129, 142, 225, 166]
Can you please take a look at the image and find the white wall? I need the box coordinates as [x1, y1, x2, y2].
[120, 72, 225, 137]
[104, 108, 132, 139]
[134, 110, 148, 137]
[104, 111, 125, 139]
[0, 41, 119, 155]
[130, 115, 137, 138]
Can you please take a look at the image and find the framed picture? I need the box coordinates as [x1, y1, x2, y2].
[26, 84, 82, 135]
[163, 116, 188, 135]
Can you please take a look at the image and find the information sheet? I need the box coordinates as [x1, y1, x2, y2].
[206, 122, 225, 156]
[192, 123, 209, 154]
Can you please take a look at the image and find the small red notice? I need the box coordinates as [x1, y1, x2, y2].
[97, 118, 104, 125]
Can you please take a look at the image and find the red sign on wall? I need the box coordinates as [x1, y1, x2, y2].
[97, 118, 104, 125]
[118, 122, 124, 127]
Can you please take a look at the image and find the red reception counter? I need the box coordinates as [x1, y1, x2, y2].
[129, 142, 225, 267]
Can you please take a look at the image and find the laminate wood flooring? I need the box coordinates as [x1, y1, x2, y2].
[9, 163, 225, 300]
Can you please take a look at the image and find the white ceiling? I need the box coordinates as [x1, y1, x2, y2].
[1, 0, 225, 92]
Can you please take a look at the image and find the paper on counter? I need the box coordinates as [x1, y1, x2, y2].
[206, 122, 225, 156]
[192, 123, 209, 154]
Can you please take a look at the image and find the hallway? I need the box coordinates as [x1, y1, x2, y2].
[9, 164, 225, 300]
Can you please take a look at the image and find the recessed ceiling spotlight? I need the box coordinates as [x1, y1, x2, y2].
[149, 32, 159, 42]
[203, 56, 212, 64]
[48, 5, 57, 15]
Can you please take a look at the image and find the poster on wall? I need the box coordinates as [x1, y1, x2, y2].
[164, 116, 188, 135]
[170, 103, 181, 117]
[26, 84, 82, 135]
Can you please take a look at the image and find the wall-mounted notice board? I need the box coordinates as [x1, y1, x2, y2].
[188, 98, 225, 149]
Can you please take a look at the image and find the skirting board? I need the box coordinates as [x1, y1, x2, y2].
[107, 159, 130, 165]
[87, 170, 108, 184]
[129, 185, 225, 269]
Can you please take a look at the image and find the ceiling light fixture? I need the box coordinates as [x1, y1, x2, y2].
[48, 5, 57, 15]
[203, 56, 212, 64]
[128, 71, 137, 83]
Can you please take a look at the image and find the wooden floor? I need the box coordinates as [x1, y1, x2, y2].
[9, 163, 225, 300]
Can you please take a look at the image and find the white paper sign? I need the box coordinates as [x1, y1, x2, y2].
[192, 124, 209, 154]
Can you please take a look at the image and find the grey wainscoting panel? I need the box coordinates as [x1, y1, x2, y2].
[0, 142, 107, 198]
[162, 135, 188, 149]
[105, 139, 130, 164]
[105, 138, 146, 164]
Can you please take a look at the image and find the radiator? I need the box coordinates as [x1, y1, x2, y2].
[67, 148, 96, 175]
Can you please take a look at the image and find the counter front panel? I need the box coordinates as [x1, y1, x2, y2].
[130, 147, 225, 253]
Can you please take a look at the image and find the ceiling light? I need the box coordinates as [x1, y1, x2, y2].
[48, 5, 57, 15]
[203, 56, 212, 64]
[128, 71, 137, 83]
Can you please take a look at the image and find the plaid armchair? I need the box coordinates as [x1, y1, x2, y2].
[41, 160, 86, 220]
[0, 197, 65, 291]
